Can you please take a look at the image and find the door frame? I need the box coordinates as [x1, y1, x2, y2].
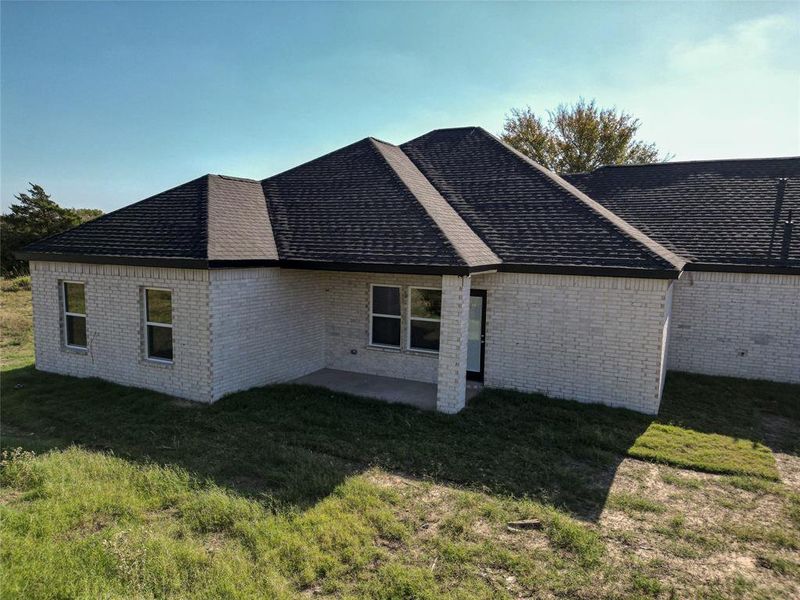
[466, 289, 487, 382]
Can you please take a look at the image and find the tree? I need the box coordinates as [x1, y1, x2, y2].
[73, 208, 105, 222]
[1, 184, 102, 275]
[501, 98, 668, 174]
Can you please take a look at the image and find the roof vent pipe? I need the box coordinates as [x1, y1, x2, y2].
[781, 209, 794, 263]
[767, 178, 787, 260]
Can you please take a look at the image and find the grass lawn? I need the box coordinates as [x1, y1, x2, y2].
[2, 279, 799, 598]
[0, 276, 33, 370]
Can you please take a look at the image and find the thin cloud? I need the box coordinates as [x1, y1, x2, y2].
[627, 14, 800, 160]
[669, 14, 797, 74]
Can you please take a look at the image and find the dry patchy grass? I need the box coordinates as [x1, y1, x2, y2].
[2, 448, 799, 599]
[0, 277, 33, 369]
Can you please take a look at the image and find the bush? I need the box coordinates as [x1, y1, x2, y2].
[1, 276, 31, 292]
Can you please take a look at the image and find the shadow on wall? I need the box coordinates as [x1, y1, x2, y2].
[2, 366, 797, 521]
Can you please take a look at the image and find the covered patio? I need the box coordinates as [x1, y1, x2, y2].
[293, 368, 483, 411]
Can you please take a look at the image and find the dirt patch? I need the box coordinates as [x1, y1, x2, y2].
[0, 489, 24, 505]
[600, 457, 799, 597]
[774, 453, 800, 492]
[203, 532, 227, 554]
[366, 470, 554, 558]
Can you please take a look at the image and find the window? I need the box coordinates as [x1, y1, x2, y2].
[145, 288, 173, 361]
[63, 282, 87, 349]
[370, 285, 401, 347]
[408, 287, 441, 352]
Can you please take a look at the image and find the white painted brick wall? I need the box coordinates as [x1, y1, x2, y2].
[209, 268, 325, 398]
[30, 262, 681, 414]
[436, 275, 471, 413]
[209, 269, 445, 393]
[29, 261, 213, 402]
[669, 272, 799, 383]
[320, 271, 441, 383]
[658, 283, 674, 399]
[477, 272, 672, 414]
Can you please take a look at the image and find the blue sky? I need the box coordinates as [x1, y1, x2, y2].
[2, 1, 798, 212]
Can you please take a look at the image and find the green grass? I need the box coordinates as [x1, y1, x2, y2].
[1, 281, 790, 490]
[2, 280, 800, 598]
[629, 424, 778, 479]
[660, 471, 705, 489]
[2, 367, 784, 514]
[0, 277, 33, 370]
[1, 447, 609, 599]
[606, 492, 667, 515]
[1, 447, 394, 598]
[724, 476, 785, 495]
[657, 373, 800, 456]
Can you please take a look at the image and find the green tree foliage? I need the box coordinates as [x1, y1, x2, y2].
[1, 184, 102, 275]
[73, 208, 104, 222]
[501, 98, 668, 174]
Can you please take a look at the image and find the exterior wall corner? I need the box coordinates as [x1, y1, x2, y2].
[29, 260, 213, 402]
[667, 271, 799, 383]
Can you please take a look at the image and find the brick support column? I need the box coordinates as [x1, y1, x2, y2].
[436, 274, 471, 413]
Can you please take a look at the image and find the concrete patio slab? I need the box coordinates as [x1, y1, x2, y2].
[292, 368, 482, 411]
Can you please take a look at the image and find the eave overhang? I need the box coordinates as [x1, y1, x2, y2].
[683, 262, 800, 276]
[18, 251, 686, 279]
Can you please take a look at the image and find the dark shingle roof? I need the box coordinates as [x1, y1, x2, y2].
[371, 139, 500, 268]
[23, 175, 210, 262]
[565, 158, 800, 270]
[401, 127, 681, 273]
[207, 175, 278, 261]
[261, 137, 495, 270]
[22, 126, 792, 276]
[21, 174, 278, 266]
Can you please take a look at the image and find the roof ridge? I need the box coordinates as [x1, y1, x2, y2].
[83, 174, 211, 227]
[369, 138, 501, 269]
[19, 174, 212, 255]
[212, 174, 260, 183]
[402, 126, 480, 148]
[476, 127, 686, 271]
[593, 156, 800, 170]
[426, 126, 480, 134]
[262, 137, 375, 182]
[207, 173, 279, 261]
[202, 173, 211, 259]
[366, 135, 396, 146]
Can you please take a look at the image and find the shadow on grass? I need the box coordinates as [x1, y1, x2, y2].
[658, 371, 800, 456]
[3, 366, 797, 520]
[1, 365, 656, 521]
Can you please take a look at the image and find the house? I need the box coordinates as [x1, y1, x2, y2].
[17, 127, 799, 414]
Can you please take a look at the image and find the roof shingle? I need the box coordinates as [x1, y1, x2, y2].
[565, 158, 800, 269]
[23, 175, 210, 261]
[22, 127, 792, 276]
[21, 174, 279, 265]
[401, 127, 678, 272]
[261, 137, 469, 269]
[370, 138, 500, 268]
[207, 175, 278, 261]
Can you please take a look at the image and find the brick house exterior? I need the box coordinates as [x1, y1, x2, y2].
[668, 271, 799, 382]
[29, 262, 676, 413]
[20, 128, 799, 415]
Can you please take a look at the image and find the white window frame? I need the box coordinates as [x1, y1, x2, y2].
[144, 287, 174, 364]
[62, 280, 87, 350]
[369, 284, 401, 349]
[407, 286, 442, 354]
